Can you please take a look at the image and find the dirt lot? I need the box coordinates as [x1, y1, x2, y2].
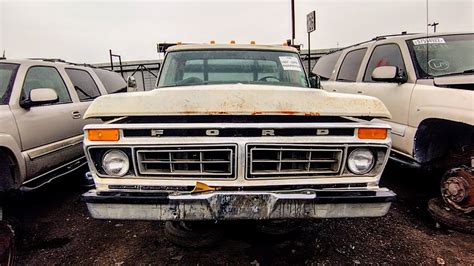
[5, 162, 474, 265]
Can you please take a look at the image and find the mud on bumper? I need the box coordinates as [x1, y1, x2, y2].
[83, 188, 396, 221]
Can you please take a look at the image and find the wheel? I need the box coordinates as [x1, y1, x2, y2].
[164, 221, 224, 248]
[255, 220, 300, 236]
[440, 166, 474, 213]
[428, 197, 474, 234]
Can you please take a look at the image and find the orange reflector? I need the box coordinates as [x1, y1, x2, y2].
[176, 41, 182, 45]
[230, 40, 236, 44]
[250, 40, 256, 44]
[88, 129, 120, 141]
[358, 128, 387, 140]
[210, 40, 215, 44]
[283, 42, 288, 46]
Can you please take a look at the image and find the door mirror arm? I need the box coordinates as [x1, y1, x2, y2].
[395, 69, 408, 84]
[308, 74, 321, 89]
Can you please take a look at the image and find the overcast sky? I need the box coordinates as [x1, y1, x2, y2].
[0, 0, 472, 63]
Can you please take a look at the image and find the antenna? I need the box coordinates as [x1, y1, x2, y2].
[425, 0, 429, 77]
[428, 22, 439, 32]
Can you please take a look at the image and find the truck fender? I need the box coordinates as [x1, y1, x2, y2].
[0, 134, 26, 187]
[413, 118, 473, 165]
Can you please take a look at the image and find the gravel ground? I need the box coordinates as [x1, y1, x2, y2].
[5, 162, 474, 265]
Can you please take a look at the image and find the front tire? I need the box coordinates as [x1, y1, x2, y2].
[428, 197, 473, 234]
[164, 221, 224, 248]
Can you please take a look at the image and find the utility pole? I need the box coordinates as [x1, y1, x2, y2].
[291, 0, 295, 45]
[428, 22, 439, 32]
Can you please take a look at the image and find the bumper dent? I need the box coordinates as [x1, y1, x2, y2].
[83, 189, 396, 221]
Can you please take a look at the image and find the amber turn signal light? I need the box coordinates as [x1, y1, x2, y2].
[358, 128, 387, 140]
[88, 129, 120, 141]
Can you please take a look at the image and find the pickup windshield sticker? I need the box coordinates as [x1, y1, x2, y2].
[279, 56, 302, 71]
[412, 38, 446, 45]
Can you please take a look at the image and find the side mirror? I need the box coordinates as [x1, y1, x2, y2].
[308, 75, 321, 89]
[20, 88, 58, 108]
[371, 66, 407, 83]
[127, 76, 137, 92]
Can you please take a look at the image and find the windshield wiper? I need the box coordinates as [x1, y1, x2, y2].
[435, 69, 474, 77]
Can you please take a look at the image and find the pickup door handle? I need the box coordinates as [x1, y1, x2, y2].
[357, 91, 363, 94]
[72, 111, 82, 119]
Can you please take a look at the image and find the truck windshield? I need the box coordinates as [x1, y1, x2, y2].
[157, 50, 308, 88]
[0, 63, 20, 105]
[407, 34, 474, 78]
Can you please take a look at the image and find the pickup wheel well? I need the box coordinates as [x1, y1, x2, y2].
[0, 149, 18, 192]
[414, 118, 473, 168]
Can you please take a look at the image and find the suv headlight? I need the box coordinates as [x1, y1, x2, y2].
[102, 149, 130, 177]
[347, 148, 375, 175]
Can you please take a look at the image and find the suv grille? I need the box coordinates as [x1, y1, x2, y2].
[136, 145, 236, 178]
[248, 145, 343, 178]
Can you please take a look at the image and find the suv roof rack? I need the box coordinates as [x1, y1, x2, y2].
[371, 31, 419, 41]
[29, 58, 68, 63]
[324, 32, 419, 55]
[28, 58, 97, 69]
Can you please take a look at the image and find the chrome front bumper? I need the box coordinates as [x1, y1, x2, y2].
[83, 188, 396, 221]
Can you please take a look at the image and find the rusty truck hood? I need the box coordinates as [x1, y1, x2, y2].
[84, 84, 391, 119]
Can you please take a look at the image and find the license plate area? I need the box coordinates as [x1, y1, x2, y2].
[209, 194, 272, 219]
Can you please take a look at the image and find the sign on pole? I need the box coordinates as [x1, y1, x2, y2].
[306, 11, 316, 74]
[307, 11, 316, 33]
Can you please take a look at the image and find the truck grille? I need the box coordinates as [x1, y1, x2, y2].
[136, 145, 236, 178]
[247, 145, 343, 178]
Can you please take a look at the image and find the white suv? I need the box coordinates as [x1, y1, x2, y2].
[313, 33, 473, 228]
[0, 59, 126, 193]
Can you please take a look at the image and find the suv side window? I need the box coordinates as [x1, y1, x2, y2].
[22, 66, 71, 104]
[65, 68, 101, 101]
[93, 68, 126, 94]
[312, 51, 342, 80]
[364, 44, 406, 82]
[336, 48, 367, 82]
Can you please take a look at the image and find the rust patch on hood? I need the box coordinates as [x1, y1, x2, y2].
[84, 84, 391, 119]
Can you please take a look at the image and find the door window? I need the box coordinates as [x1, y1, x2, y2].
[93, 68, 126, 94]
[336, 48, 367, 82]
[364, 44, 406, 82]
[65, 68, 101, 101]
[312, 51, 342, 80]
[22, 66, 71, 104]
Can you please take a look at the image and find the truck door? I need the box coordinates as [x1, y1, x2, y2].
[11, 65, 84, 179]
[323, 48, 368, 94]
[356, 44, 416, 154]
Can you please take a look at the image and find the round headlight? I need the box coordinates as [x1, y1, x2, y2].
[347, 148, 375, 175]
[102, 150, 129, 177]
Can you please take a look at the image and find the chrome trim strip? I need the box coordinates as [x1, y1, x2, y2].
[26, 135, 83, 160]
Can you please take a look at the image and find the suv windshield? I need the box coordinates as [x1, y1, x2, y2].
[0, 63, 20, 105]
[407, 34, 474, 78]
[157, 50, 308, 88]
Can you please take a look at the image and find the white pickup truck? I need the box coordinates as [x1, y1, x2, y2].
[313, 32, 473, 231]
[81, 43, 396, 246]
